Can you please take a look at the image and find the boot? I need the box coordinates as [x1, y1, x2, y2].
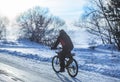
[59, 68, 65, 72]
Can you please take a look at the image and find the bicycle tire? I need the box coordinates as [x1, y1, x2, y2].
[67, 58, 78, 77]
[52, 55, 60, 73]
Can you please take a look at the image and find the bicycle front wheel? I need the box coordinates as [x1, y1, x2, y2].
[52, 56, 60, 73]
[67, 59, 78, 77]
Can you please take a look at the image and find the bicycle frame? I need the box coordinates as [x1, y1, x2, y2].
[52, 49, 78, 77]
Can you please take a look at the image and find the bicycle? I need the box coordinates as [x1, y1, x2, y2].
[52, 48, 78, 77]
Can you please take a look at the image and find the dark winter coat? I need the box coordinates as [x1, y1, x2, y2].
[53, 30, 74, 50]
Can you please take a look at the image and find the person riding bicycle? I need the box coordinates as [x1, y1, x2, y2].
[51, 29, 74, 72]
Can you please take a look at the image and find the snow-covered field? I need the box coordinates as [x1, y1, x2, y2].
[0, 39, 120, 82]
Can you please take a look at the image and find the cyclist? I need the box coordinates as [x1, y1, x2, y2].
[51, 29, 74, 72]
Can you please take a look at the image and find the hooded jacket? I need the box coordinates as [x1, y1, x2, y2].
[53, 30, 74, 50]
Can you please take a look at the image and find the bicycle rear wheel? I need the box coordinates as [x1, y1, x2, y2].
[67, 59, 78, 77]
[52, 56, 60, 73]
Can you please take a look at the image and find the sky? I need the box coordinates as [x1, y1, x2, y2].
[0, 0, 88, 22]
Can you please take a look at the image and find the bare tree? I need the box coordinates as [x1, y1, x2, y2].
[16, 6, 52, 42]
[104, 0, 120, 50]
[16, 6, 65, 45]
[75, 0, 120, 50]
[0, 16, 9, 40]
[75, 0, 112, 44]
[51, 16, 65, 29]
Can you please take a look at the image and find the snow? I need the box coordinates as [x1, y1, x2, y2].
[0, 39, 120, 82]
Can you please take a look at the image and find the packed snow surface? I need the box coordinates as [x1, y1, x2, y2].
[0, 39, 120, 82]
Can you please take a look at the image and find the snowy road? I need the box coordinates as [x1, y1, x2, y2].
[0, 53, 120, 82]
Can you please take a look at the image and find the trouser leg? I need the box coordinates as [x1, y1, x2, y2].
[59, 51, 65, 71]
[59, 49, 73, 71]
